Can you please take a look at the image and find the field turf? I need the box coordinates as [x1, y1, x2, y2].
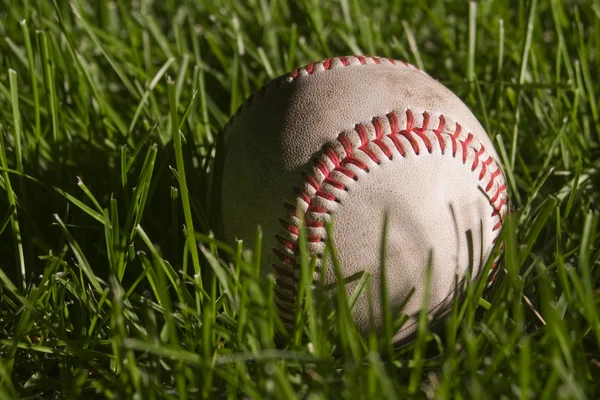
[0, 1, 599, 398]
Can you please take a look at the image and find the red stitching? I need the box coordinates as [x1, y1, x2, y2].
[356, 124, 369, 146]
[373, 118, 384, 139]
[284, 203, 296, 215]
[480, 156, 493, 180]
[405, 109, 415, 131]
[388, 134, 406, 157]
[276, 235, 298, 251]
[325, 148, 340, 167]
[497, 198, 507, 211]
[307, 205, 327, 213]
[356, 124, 381, 163]
[360, 146, 380, 164]
[286, 56, 421, 87]
[433, 115, 446, 153]
[295, 187, 311, 204]
[472, 145, 486, 171]
[308, 235, 323, 243]
[276, 278, 297, 294]
[225, 57, 425, 133]
[386, 112, 406, 156]
[413, 112, 433, 153]
[450, 123, 461, 157]
[461, 133, 473, 164]
[490, 183, 507, 204]
[372, 118, 393, 159]
[486, 168, 502, 192]
[272, 110, 508, 326]
[398, 110, 421, 154]
[315, 190, 337, 201]
[343, 156, 369, 171]
[387, 112, 399, 134]
[334, 165, 356, 179]
[273, 249, 297, 266]
[225, 56, 507, 324]
[373, 139, 393, 160]
[279, 219, 299, 235]
[338, 135, 353, 157]
[273, 264, 295, 280]
[285, 56, 421, 81]
[306, 220, 324, 228]
[324, 177, 346, 190]
[400, 128, 420, 155]
[315, 159, 329, 176]
[303, 173, 320, 191]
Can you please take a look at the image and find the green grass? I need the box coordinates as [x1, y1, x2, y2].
[0, 0, 599, 398]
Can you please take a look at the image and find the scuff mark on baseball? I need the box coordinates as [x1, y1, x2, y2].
[220, 56, 508, 341]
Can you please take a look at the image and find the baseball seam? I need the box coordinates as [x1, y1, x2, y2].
[224, 56, 425, 132]
[272, 109, 508, 324]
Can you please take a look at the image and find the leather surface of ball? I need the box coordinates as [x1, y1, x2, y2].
[220, 56, 508, 341]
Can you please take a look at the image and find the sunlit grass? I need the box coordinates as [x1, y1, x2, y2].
[0, 0, 599, 398]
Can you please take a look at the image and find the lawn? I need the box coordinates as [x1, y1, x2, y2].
[0, 0, 599, 398]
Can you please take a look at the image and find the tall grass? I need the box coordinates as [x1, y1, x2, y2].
[0, 0, 599, 398]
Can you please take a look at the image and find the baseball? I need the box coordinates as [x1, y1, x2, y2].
[221, 56, 508, 341]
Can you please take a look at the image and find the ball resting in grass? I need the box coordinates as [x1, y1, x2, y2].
[220, 56, 508, 341]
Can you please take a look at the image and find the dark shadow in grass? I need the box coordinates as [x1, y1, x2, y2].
[0, 125, 216, 292]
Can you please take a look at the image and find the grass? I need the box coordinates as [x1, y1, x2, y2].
[0, 0, 599, 398]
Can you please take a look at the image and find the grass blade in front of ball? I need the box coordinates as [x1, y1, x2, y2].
[1, 1, 599, 398]
[292, 215, 316, 346]
[168, 77, 203, 284]
[378, 213, 394, 359]
[325, 221, 363, 360]
[408, 253, 433, 394]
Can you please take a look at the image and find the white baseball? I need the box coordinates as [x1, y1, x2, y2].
[221, 56, 508, 341]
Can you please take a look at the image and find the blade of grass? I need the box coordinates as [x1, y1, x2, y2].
[168, 76, 203, 289]
[511, 0, 538, 169]
[0, 125, 25, 289]
[20, 19, 42, 141]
